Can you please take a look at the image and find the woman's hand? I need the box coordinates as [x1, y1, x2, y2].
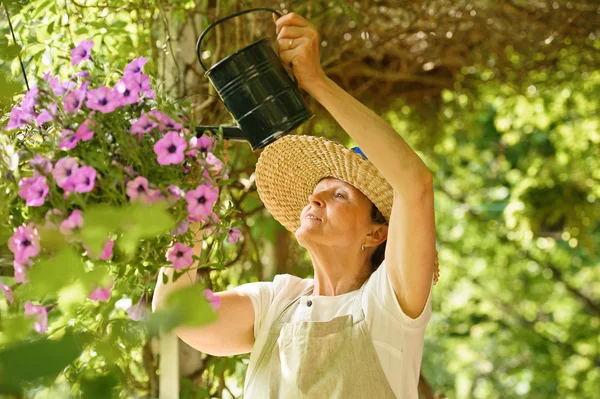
[273, 12, 327, 93]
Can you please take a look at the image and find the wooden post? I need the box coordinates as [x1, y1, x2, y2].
[158, 331, 179, 399]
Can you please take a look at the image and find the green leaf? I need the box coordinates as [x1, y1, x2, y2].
[0, 331, 82, 394]
[145, 284, 217, 335]
[24, 247, 86, 298]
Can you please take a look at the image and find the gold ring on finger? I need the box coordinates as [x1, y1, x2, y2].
[289, 38, 295, 48]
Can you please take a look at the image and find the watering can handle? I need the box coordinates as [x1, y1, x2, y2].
[196, 7, 283, 72]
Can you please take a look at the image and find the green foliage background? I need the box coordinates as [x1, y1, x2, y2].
[1, 0, 599, 398]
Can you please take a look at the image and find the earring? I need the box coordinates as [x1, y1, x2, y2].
[361, 241, 366, 251]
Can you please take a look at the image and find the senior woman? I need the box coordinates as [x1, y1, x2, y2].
[153, 12, 439, 399]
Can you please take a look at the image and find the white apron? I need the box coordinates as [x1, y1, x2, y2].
[244, 282, 397, 398]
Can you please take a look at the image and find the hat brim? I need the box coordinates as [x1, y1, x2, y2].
[255, 135, 393, 233]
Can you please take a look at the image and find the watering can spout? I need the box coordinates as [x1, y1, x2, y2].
[195, 126, 246, 141]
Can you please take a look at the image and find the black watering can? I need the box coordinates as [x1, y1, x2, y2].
[194, 8, 313, 151]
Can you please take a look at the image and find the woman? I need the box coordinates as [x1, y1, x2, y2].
[153, 12, 439, 399]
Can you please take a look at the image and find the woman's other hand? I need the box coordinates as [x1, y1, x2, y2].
[273, 12, 327, 93]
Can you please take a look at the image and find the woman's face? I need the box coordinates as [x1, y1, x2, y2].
[295, 177, 375, 249]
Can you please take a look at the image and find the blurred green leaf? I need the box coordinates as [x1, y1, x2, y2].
[23, 247, 86, 298]
[0, 331, 81, 394]
[146, 284, 217, 335]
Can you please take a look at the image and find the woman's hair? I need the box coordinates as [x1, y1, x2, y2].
[369, 203, 388, 272]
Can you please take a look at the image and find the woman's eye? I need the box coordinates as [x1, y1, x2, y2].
[336, 193, 345, 199]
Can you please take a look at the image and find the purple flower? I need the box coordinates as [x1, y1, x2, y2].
[75, 119, 94, 141]
[58, 129, 79, 150]
[14, 260, 30, 284]
[204, 152, 223, 173]
[185, 184, 219, 221]
[49, 76, 76, 96]
[36, 103, 57, 125]
[18, 173, 49, 207]
[130, 113, 158, 138]
[24, 301, 48, 334]
[171, 221, 189, 236]
[99, 239, 114, 261]
[71, 166, 96, 193]
[148, 111, 182, 132]
[131, 73, 155, 99]
[186, 135, 215, 158]
[126, 295, 148, 321]
[226, 227, 242, 244]
[126, 176, 153, 203]
[167, 185, 185, 203]
[86, 86, 118, 113]
[204, 289, 221, 310]
[21, 87, 39, 114]
[8, 224, 40, 263]
[30, 154, 53, 174]
[60, 209, 83, 235]
[167, 242, 194, 270]
[1, 283, 14, 304]
[6, 107, 30, 130]
[154, 131, 187, 165]
[52, 157, 79, 189]
[71, 40, 93, 66]
[124, 57, 148, 76]
[64, 82, 88, 114]
[114, 76, 140, 106]
[89, 280, 113, 301]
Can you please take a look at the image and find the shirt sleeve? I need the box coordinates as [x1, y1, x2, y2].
[363, 259, 433, 328]
[232, 274, 299, 339]
[232, 280, 275, 340]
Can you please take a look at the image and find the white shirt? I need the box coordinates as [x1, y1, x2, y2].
[234, 260, 433, 399]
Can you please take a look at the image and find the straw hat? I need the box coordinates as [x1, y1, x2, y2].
[255, 135, 394, 233]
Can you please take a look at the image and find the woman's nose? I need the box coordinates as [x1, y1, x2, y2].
[308, 193, 323, 207]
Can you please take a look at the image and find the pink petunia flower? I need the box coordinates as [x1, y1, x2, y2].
[99, 239, 114, 261]
[186, 135, 215, 158]
[126, 176, 151, 203]
[124, 57, 148, 76]
[6, 107, 31, 130]
[204, 289, 221, 310]
[126, 295, 148, 321]
[52, 157, 79, 189]
[114, 75, 140, 106]
[18, 173, 49, 207]
[130, 73, 155, 99]
[58, 129, 79, 150]
[48, 76, 76, 96]
[130, 113, 158, 138]
[64, 82, 88, 114]
[71, 40, 94, 66]
[154, 131, 187, 165]
[36, 103, 57, 125]
[148, 110, 182, 132]
[8, 224, 40, 264]
[24, 301, 48, 334]
[71, 166, 96, 193]
[185, 184, 219, 222]
[171, 221, 189, 236]
[167, 242, 194, 270]
[89, 280, 113, 301]
[226, 227, 242, 244]
[21, 87, 38, 115]
[14, 260, 30, 284]
[60, 209, 83, 235]
[86, 86, 118, 114]
[75, 119, 94, 141]
[1, 283, 14, 304]
[204, 152, 223, 173]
